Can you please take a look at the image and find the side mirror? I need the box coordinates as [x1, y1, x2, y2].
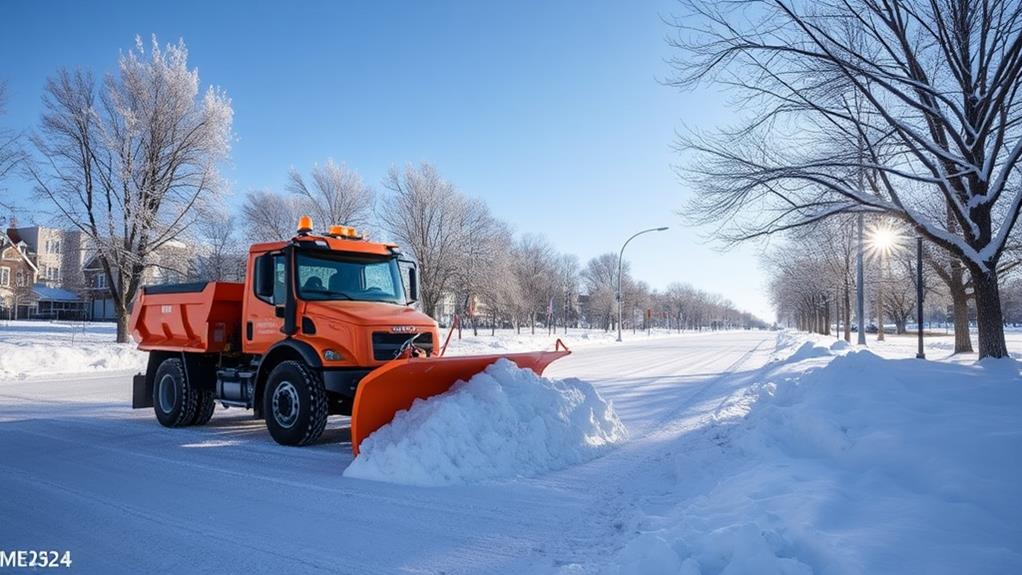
[399, 259, 418, 304]
[255, 254, 274, 298]
[408, 267, 418, 302]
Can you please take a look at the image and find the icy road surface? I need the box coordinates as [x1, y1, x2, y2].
[0, 331, 774, 574]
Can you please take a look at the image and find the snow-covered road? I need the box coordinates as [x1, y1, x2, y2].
[0, 331, 777, 575]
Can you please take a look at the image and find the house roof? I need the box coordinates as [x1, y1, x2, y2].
[31, 284, 82, 302]
[6, 228, 23, 244]
[1, 231, 38, 272]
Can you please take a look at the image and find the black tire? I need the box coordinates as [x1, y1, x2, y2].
[152, 358, 198, 428]
[263, 360, 328, 446]
[189, 389, 216, 426]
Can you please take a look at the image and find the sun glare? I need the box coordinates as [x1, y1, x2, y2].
[866, 222, 905, 258]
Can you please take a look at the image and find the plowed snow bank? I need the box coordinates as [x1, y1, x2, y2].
[344, 358, 627, 486]
[603, 336, 1022, 575]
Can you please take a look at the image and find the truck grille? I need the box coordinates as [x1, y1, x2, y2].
[372, 332, 434, 360]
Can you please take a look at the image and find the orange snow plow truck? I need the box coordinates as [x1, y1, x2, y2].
[130, 217, 569, 454]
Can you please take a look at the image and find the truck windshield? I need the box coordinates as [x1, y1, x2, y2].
[295, 252, 405, 304]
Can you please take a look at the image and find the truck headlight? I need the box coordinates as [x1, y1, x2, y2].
[323, 349, 342, 361]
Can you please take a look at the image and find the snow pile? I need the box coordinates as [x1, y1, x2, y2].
[0, 321, 146, 380]
[785, 340, 832, 362]
[605, 344, 1022, 574]
[344, 359, 627, 486]
[829, 339, 850, 351]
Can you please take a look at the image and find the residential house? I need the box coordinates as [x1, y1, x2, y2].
[10, 225, 88, 290]
[83, 239, 194, 320]
[1, 229, 39, 319]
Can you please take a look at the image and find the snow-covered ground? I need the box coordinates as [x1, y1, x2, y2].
[0, 320, 701, 379]
[0, 320, 146, 379]
[0, 323, 1019, 574]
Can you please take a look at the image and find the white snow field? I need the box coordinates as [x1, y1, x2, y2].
[1, 323, 1020, 574]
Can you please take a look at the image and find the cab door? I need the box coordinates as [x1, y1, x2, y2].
[243, 251, 286, 354]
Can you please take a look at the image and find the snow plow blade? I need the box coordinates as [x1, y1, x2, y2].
[350, 345, 570, 455]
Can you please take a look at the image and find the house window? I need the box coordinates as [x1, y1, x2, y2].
[45, 239, 61, 254]
[95, 274, 106, 289]
[15, 270, 25, 287]
[0, 268, 8, 287]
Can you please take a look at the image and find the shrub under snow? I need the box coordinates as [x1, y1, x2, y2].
[344, 358, 627, 486]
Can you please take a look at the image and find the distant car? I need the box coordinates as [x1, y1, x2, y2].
[866, 324, 879, 334]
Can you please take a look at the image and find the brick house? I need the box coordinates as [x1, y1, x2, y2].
[1, 229, 39, 319]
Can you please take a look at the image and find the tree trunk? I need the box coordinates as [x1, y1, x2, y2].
[948, 261, 974, 354]
[115, 305, 130, 343]
[970, 266, 1008, 358]
[894, 315, 906, 335]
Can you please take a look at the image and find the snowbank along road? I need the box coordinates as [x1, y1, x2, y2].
[2, 329, 1019, 574]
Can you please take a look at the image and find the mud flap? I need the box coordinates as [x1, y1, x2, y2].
[132, 373, 153, 409]
[349, 350, 570, 455]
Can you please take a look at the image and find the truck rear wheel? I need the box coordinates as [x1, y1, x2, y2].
[263, 360, 328, 446]
[153, 358, 198, 428]
[189, 389, 216, 426]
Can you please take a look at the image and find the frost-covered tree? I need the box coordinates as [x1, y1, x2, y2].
[510, 235, 559, 334]
[189, 205, 245, 282]
[377, 163, 493, 318]
[240, 188, 304, 242]
[582, 253, 628, 331]
[26, 37, 233, 341]
[553, 253, 580, 332]
[449, 203, 511, 335]
[672, 0, 1022, 357]
[0, 82, 25, 217]
[287, 159, 374, 231]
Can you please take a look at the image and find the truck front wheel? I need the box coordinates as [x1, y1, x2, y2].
[263, 360, 328, 446]
[153, 358, 198, 428]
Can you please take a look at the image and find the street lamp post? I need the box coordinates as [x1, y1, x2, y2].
[916, 236, 926, 359]
[617, 226, 669, 342]
[856, 214, 866, 345]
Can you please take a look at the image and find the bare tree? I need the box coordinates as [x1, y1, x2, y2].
[672, 0, 1022, 357]
[0, 82, 25, 218]
[240, 188, 303, 242]
[451, 215, 512, 335]
[582, 253, 627, 331]
[554, 253, 580, 332]
[377, 163, 490, 317]
[287, 159, 374, 230]
[510, 235, 560, 335]
[26, 37, 233, 341]
[190, 205, 245, 281]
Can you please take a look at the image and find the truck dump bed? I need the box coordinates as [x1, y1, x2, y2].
[130, 281, 244, 353]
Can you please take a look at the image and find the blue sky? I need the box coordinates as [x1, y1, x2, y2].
[0, 0, 772, 320]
